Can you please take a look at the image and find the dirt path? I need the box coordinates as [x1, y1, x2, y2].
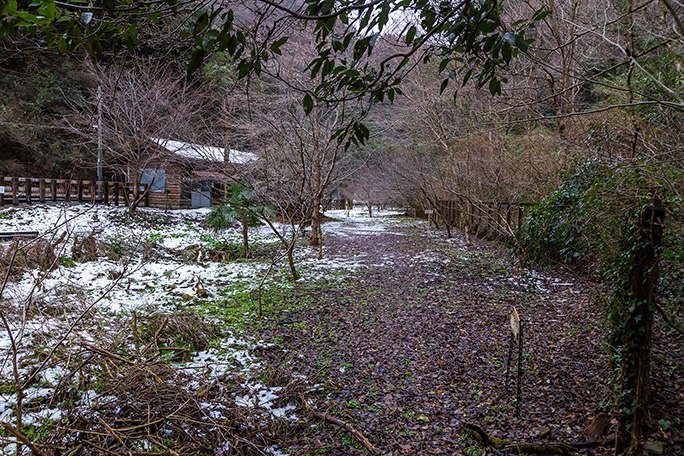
[255, 215, 612, 455]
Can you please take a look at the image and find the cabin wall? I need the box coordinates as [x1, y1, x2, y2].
[145, 163, 183, 209]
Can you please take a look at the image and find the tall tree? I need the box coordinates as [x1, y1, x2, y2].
[81, 63, 209, 211]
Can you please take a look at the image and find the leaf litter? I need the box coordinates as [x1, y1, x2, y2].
[0, 205, 680, 454]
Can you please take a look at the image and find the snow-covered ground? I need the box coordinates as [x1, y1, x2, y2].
[0, 203, 583, 454]
[0, 203, 409, 448]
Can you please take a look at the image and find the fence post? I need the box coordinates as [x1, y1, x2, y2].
[51, 179, 57, 202]
[103, 180, 109, 205]
[39, 179, 46, 203]
[114, 182, 120, 206]
[77, 179, 84, 203]
[25, 178, 32, 204]
[91, 180, 96, 204]
[65, 180, 71, 203]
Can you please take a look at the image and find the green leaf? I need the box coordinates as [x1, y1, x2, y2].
[194, 12, 209, 35]
[4, 0, 17, 15]
[479, 20, 496, 34]
[502, 41, 511, 63]
[462, 68, 473, 86]
[488, 78, 501, 95]
[303, 93, 314, 115]
[483, 34, 498, 53]
[38, 0, 56, 19]
[387, 88, 395, 102]
[57, 35, 67, 53]
[532, 7, 551, 21]
[405, 25, 416, 44]
[440, 78, 448, 94]
[439, 58, 450, 72]
[227, 35, 238, 54]
[270, 35, 288, 55]
[237, 61, 250, 78]
[187, 49, 206, 76]
[515, 34, 529, 52]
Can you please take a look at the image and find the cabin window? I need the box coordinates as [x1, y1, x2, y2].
[141, 169, 166, 192]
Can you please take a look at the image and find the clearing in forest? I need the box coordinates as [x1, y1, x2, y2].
[0, 205, 678, 455]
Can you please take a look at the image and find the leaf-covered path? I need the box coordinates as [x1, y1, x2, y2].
[253, 214, 616, 455]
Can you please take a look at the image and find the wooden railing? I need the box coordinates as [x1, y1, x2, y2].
[432, 199, 535, 239]
[0, 177, 149, 207]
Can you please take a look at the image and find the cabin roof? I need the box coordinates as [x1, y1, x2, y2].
[150, 138, 257, 164]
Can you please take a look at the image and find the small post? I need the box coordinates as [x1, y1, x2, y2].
[425, 209, 434, 235]
[25, 178, 32, 204]
[65, 180, 71, 203]
[505, 307, 523, 417]
[11, 177, 19, 205]
[114, 181, 120, 206]
[103, 180, 109, 205]
[39, 179, 46, 203]
[91, 180, 96, 204]
[12, 177, 18, 205]
[51, 179, 57, 202]
[517, 319, 524, 417]
[77, 179, 84, 202]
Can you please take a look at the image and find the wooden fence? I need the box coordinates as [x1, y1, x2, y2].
[431, 199, 535, 239]
[0, 177, 149, 207]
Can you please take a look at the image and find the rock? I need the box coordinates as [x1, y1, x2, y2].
[584, 413, 610, 441]
[531, 425, 551, 439]
[643, 441, 664, 455]
[602, 433, 616, 446]
[195, 288, 210, 298]
[182, 244, 201, 263]
[72, 235, 99, 262]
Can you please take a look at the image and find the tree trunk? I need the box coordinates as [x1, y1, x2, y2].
[241, 212, 251, 259]
[615, 205, 665, 454]
[129, 174, 141, 213]
[287, 243, 298, 280]
[310, 193, 322, 246]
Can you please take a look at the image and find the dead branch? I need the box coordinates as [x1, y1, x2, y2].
[298, 394, 377, 454]
[81, 342, 136, 366]
[313, 411, 378, 454]
[464, 423, 597, 456]
[0, 420, 49, 456]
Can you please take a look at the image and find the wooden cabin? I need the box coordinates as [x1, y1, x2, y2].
[141, 138, 257, 209]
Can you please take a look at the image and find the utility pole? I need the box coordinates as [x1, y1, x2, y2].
[97, 85, 103, 201]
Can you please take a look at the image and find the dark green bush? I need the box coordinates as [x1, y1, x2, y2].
[516, 160, 608, 273]
[517, 159, 684, 283]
